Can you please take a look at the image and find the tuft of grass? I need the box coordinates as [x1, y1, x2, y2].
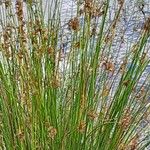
[0, 0, 150, 149]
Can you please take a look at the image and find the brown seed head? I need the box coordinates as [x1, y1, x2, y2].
[68, 17, 79, 31]
[120, 110, 131, 129]
[129, 135, 139, 150]
[15, 0, 23, 21]
[135, 86, 146, 99]
[143, 17, 150, 32]
[118, 143, 127, 150]
[4, 0, 11, 8]
[102, 60, 115, 73]
[123, 79, 130, 87]
[84, 0, 93, 11]
[120, 59, 127, 73]
[16, 129, 25, 141]
[47, 47, 54, 56]
[101, 86, 110, 97]
[48, 126, 57, 140]
[78, 121, 86, 133]
[91, 26, 97, 36]
[73, 42, 80, 48]
[118, 0, 124, 5]
[87, 110, 97, 120]
[51, 77, 61, 88]
[140, 52, 147, 64]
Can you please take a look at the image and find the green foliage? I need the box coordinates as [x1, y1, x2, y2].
[0, 0, 150, 149]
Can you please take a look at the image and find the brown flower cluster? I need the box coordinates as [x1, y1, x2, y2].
[120, 58, 127, 73]
[101, 59, 115, 74]
[87, 110, 97, 120]
[117, 0, 124, 6]
[128, 135, 139, 150]
[83, 0, 104, 18]
[51, 75, 61, 89]
[16, 128, 25, 141]
[47, 126, 57, 140]
[47, 46, 54, 56]
[16, 0, 23, 22]
[140, 51, 148, 64]
[4, 0, 11, 9]
[2, 25, 12, 58]
[91, 26, 97, 36]
[135, 86, 146, 100]
[143, 17, 150, 32]
[118, 143, 127, 150]
[119, 109, 132, 130]
[15, 0, 26, 43]
[123, 79, 130, 87]
[101, 85, 110, 97]
[68, 17, 79, 31]
[78, 121, 86, 133]
[45, 122, 57, 140]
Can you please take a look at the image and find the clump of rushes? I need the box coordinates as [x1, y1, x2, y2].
[0, 0, 150, 149]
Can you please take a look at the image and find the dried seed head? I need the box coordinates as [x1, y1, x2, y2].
[84, 0, 93, 11]
[105, 34, 112, 43]
[80, 94, 87, 109]
[102, 60, 115, 73]
[91, 26, 97, 36]
[47, 47, 54, 56]
[107, 62, 115, 72]
[51, 77, 61, 88]
[135, 86, 146, 99]
[118, 143, 127, 150]
[101, 86, 110, 97]
[92, 7, 102, 18]
[129, 135, 139, 150]
[4, 0, 11, 8]
[123, 79, 130, 87]
[119, 109, 131, 129]
[79, 9, 84, 15]
[16, 0, 27, 44]
[84, 0, 104, 18]
[143, 17, 150, 32]
[17, 50, 24, 60]
[78, 121, 86, 133]
[140, 52, 147, 64]
[73, 42, 80, 48]
[16, 0, 24, 21]
[68, 17, 79, 31]
[120, 116, 131, 129]
[120, 59, 127, 73]
[118, 0, 124, 5]
[16, 129, 25, 141]
[87, 110, 97, 120]
[48, 126, 57, 140]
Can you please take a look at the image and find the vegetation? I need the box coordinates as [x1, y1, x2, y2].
[0, 0, 150, 149]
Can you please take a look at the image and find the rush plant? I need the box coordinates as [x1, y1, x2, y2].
[0, 0, 150, 149]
